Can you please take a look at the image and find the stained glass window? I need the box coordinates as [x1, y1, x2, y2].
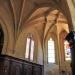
[64, 41, 71, 60]
[48, 38, 55, 63]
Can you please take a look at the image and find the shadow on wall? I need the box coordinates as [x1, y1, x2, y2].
[60, 70, 72, 75]
[44, 64, 59, 75]
[0, 26, 4, 54]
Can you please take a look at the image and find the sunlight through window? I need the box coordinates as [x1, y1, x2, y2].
[30, 40, 34, 60]
[25, 36, 34, 61]
[25, 38, 30, 58]
[48, 38, 55, 63]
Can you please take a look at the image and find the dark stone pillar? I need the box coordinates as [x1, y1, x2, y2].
[65, 31, 75, 75]
[0, 28, 4, 54]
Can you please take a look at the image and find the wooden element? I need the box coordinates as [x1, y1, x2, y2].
[0, 55, 44, 75]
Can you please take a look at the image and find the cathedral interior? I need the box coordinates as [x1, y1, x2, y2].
[0, 0, 75, 75]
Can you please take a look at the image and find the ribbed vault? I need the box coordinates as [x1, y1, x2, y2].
[0, 0, 73, 54]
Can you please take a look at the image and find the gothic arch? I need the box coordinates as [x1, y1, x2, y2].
[0, 6, 15, 55]
[44, 32, 58, 64]
[21, 1, 73, 32]
[66, 0, 75, 30]
[14, 26, 43, 63]
[0, 19, 8, 54]
[59, 30, 69, 62]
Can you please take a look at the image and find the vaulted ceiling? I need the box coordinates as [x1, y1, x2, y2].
[0, 0, 73, 40]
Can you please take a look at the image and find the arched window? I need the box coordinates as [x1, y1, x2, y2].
[30, 39, 34, 60]
[25, 36, 34, 61]
[25, 37, 30, 59]
[64, 41, 71, 60]
[48, 38, 55, 63]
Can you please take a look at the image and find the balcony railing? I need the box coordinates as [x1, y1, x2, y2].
[0, 55, 44, 75]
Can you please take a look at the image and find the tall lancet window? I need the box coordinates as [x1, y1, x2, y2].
[48, 38, 55, 63]
[25, 37, 30, 59]
[25, 35, 34, 61]
[64, 41, 71, 60]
